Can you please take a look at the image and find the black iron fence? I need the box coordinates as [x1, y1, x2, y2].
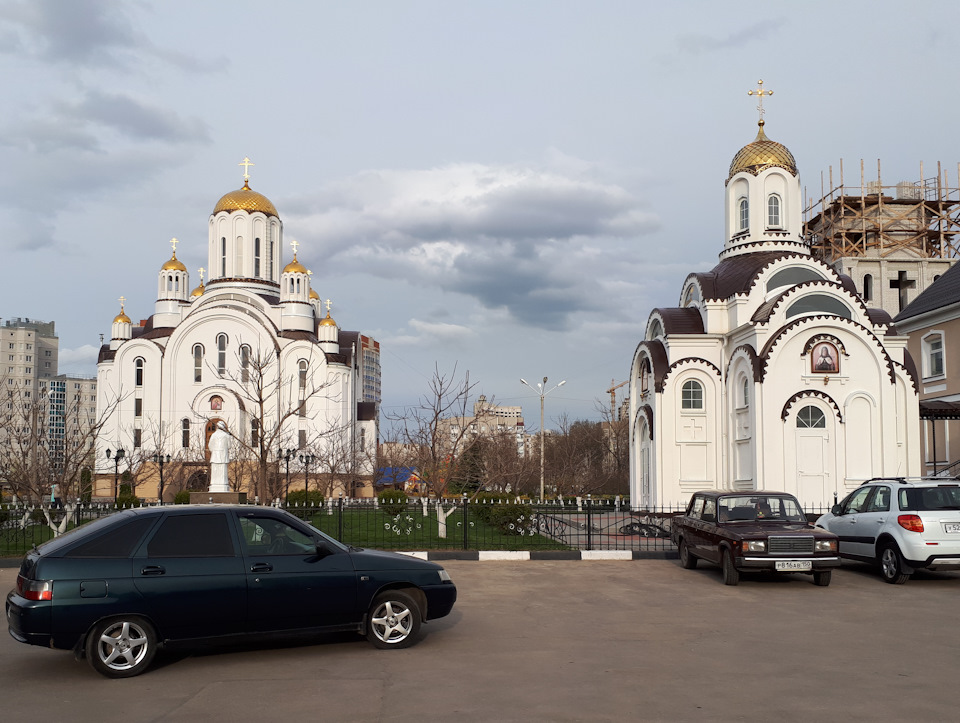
[0, 497, 835, 560]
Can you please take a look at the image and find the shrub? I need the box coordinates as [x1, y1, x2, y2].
[173, 490, 192, 505]
[378, 490, 408, 516]
[470, 494, 532, 534]
[285, 490, 324, 507]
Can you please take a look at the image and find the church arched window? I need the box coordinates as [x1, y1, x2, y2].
[220, 237, 227, 277]
[193, 344, 203, 382]
[681, 380, 704, 410]
[134, 358, 144, 388]
[181, 418, 190, 448]
[767, 194, 781, 228]
[683, 284, 700, 307]
[738, 198, 749, 231]
[254, 238, 261, 278]
[250, 419, 260, 446]
[235, 236, 243, 276]
[785, 294, 852, 320]
[741, 377, 749, 407]
[268, 240, 275, 281]
[240, 345, 251, 383]
[299, 360, 308, 391]
[217, 334, 227, 376]
[639, 359, 650, 394]
[796, 405, 826, 428]
[166, 275, 173, 292]
[863, 274, 873, 301]
[647, 319, 663, 341]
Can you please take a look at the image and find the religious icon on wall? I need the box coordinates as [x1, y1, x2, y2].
[210, 395, 223, 411]
[811, 342, 839, 374]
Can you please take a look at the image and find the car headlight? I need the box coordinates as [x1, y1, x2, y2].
[815, 539, 838, 553]
[743, 540, 766, 553]
[438, 569, 452, 583]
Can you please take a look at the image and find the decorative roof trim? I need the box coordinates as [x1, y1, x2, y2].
[781, 390, 843, 423]
[661, 357, 723, 390]
[802, 334, 848, 358]
[636, 404, 654, 441]
[725, 345, 763, 383]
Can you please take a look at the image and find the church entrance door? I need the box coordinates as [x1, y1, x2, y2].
[796, 432, 829, 505]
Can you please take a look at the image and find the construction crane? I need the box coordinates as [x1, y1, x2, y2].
[606, 379, 628, 421]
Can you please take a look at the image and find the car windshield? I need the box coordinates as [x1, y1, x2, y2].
[718, 495, 806, 523]
[901, 485, 960, 511]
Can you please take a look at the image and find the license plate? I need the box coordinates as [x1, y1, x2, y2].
[775, 560, 812, 571]
[944, 523, 960, 534]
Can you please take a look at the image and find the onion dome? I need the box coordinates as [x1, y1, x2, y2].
[213, 180, 279, 218]
[319, 311, 337, 327]
[113, 304, 130, 324]
[283, 253, 308, 274]
[728, 120, 797, 181]
[190, 282, 205, 298]
[161, 250, 187, 272]
[309, 287, 320, 300]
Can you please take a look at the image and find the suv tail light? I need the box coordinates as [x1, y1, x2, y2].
[898, 515, 924, 533]
[16, 574, 52, 601]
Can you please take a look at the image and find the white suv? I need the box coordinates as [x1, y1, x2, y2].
[815, 478, 960, 584]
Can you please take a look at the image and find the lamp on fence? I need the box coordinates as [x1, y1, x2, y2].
[152, 453, 171, 505]
[280, 448, 294, 502]
[520, 376, 566, 502]
[105, 448, 125, 500]
[299, 453, 315, 506]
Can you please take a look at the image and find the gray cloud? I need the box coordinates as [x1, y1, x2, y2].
[674, 18, 786, 56]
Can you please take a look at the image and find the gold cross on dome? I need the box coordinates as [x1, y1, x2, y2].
[118, 296, 126, 310]
[747, 79, 773, 120]
[325, 299, 332, 313]
[170, 237, 179, 254]
[198, 267, 205, 282]
[290, 238, 299, 256]
[239, 157, 254, 183]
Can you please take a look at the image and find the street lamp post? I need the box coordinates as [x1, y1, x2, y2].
[521, 376, 566, 502]
[280, 448, 294, 503]
[299, 453, 315, 506]
[105, 448, 126, 500]
[152, 453, 171, 505]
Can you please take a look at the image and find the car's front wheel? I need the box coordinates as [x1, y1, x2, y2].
[366, 590, 422, 649]
[679, 539, 697, 569]
[813, 570, 832, 586]
[879, 543, 910, 584]
[86, 617, 157, 678]
[722, 549, 740, 586]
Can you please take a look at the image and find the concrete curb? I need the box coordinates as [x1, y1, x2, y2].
[399, 550, 678, 561]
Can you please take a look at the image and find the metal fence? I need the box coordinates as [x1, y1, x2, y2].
[0, 497, 835, 560]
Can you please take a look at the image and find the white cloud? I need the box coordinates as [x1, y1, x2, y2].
[57, 344, 99, 374]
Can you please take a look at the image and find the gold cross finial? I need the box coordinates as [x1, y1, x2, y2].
[239, 157, 254, 183]
[118, 295, 126, 309]
[325, 299, 332, 313]
[198, 267, 205, 282]
[170, 237, 179, 255]
[290, 238, 299, 257]
[747, 79, 773, 121]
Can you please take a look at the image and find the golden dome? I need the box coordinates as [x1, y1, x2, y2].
[213, 181, 279, 217]
[190, 283, 205, 298]
[283, 253, 308, 274]
[113, 307, 130, 324]
[309, 288, 320, 300]
[319, 311, 337, 327]
[161, 251, 187, 272]
[728, 121, 797, 181]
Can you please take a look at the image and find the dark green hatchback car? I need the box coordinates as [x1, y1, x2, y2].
[6, 505, 457, 678]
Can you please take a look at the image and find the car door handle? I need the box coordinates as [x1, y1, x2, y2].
[250, 562, 273, 573]
[141, 565, 165, 576]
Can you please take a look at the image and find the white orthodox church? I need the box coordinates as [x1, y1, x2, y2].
[628, 103, 921, 510]
[95, 163, 377, 498]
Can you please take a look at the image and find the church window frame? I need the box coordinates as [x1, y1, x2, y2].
[738, 198, 749, 231]
[250, 419, 260, 447]
[639, 358, 651, 394]
[134, 398, 142, 418]
[766, 194, 782, 228]
[193, 344, 204, 383]
[681, 380, 704, 410]
[796, 405, 826, 429]
[254, 238, 261, 278]
[217, 334, 228, 376]
[220, 237, 227, 277]
[922, 332, 945, 379]
[240, 345, 251, 384]
[299, 360, 308, 391]
[134, 358, 144, 388]
[181, 418, 191, 448]
[268, 240, 275, 281]
[133, 428, 142, 448]
[863, 274, 873, 301]
[740, 376, 749, 408]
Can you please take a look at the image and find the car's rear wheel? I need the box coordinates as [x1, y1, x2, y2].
[86, 617, 157, 678]
[813, 570, 832, 586]
[366, 590, 422, 649]
[679, 539, 697, 569]
[721, 549, 740, 586]
[879, 543, 909, 584]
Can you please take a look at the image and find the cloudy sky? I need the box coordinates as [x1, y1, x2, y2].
[1, 0, 957, 428]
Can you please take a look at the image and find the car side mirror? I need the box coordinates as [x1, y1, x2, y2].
[831, 504, 842, 516]
[314, 539, 335, 558]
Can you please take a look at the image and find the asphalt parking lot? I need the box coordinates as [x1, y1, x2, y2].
[3, 560, 959, 722]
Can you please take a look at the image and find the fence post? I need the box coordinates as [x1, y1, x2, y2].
[338, 493, 344, 541]
[462, 494, 469, 550]
[586, 495, 593, 550]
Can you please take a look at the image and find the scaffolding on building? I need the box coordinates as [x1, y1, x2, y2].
[804, 160, 960, 263]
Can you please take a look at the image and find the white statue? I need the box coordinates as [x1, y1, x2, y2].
[208, 421, 231, 493]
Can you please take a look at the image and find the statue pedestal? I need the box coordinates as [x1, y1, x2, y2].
[190, 492, 248, 505]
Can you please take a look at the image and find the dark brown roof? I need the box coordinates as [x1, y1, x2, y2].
[920, 400, 960, 420]
[692, 251, 793, 300]
[280, 330, 318, 343]
[97, 345, 115, 363]
[653, 308, 704, 335]
[140, 327, 175, 340]
[865, 308, 897, 332]
[895, 260, 960, 322]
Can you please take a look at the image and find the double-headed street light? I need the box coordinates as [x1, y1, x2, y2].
[152, 453, 171, 505]
[280, 448, 295, 503]
[105, 447, 125, 500]
[299, 453, 316, 506]
[520, 376, 566, 502]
